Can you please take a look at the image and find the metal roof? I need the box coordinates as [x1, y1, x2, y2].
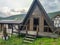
[0, 20, 22, 24]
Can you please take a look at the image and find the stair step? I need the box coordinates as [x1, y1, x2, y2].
[22, 43, 28, 45]
[22, 44, 26, 45]
[23, 40, 32, 43]
[24, 38, 34, 41]
[22, 34, 37, 45]
[26, 35, 36, 38]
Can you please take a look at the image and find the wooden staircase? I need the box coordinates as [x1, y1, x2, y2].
[22, 34, 36, 45]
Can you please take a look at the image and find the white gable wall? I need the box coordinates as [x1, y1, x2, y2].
[53, 16, 60, 27]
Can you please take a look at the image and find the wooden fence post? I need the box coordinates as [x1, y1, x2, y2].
[12, 25, 13, 34]
[37, 25, 39, 36]
[26, 25, 28, 35]
[1, 24, 2, 31]
[2, 24, 8, 40]
[18, 25, 21, 37]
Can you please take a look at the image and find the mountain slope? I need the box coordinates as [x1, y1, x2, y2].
[0, 14, 26, 20]
[0, 11, 60, 20]
[48, 11, 60, 19]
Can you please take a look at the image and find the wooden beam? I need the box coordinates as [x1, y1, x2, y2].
[12, 24, 13, 34]
[26, 25, 28, 35]
[3, 24, 8, 40]
[37, 25, 39, 36]
[30, 17, 33, 31]
[39, 15, 44, 32]
[44, 25, 49, 27]
[0, 24, 2, 31]
[18, 25, 20, 37]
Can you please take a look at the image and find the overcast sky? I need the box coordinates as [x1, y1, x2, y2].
[0, 0, 60, 17]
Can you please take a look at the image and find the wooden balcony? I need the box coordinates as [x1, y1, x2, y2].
[19, 25, 59, 38]
[1, 24, 59, 38]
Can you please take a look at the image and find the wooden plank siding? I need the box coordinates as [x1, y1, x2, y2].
[22, 0, 55, 34]
[30, 17, 33, 31]
[39, 14, 44, 32]
[0, 0, 58, 38]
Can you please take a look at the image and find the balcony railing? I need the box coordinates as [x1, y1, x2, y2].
[19, 25, 39, 35]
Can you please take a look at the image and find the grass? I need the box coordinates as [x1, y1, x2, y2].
[0, 35, 23, 45]
[30, 37, 60, 45]
[0, 35, 60, 45]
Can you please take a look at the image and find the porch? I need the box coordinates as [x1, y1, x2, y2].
[0, 23, 59, 38]
[16, 25, 59, 38]
[19, 30, 59, 38]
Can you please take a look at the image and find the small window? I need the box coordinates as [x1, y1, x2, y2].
[44, 27, 52, 32]
[44, 27, 47, 32]
[8, 24, 12, 29]
[33, 18, 39, 25]
[33, 18, 39, 31]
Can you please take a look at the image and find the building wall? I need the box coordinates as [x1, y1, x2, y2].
[52, 15, 60, 27]
[29, 5, 44, 32]
[1, 24, 18, 34]
[26, 4, 53, 33]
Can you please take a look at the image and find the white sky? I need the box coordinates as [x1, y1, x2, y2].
[0, 0, 33, 11]
[0, 0, 60, 17]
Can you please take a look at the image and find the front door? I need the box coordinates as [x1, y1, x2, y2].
[28, 18, 39, 35]
[33, 18, 39, 31]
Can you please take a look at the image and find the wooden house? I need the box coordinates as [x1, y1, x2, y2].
[0, 0, 59, 38]
[19, 0, 57, 37]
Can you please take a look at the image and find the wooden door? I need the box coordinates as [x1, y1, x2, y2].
[33, 18, 39, 31]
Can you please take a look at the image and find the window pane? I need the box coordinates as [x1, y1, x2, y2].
[55, 24, 58, 27]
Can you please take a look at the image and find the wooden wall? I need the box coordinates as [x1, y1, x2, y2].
[27, 5, 44, 32]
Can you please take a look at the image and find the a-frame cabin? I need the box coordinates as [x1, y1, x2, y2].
[20, 0, 58, 37]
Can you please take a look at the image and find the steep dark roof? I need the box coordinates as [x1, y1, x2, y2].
[0, 20, 22, 24]
[22, 0, 55, 31]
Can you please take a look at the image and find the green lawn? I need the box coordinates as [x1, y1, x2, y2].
[0, 35, 60, 45]
[30, 37, 60, 45]
[0, 35, 23, 45]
